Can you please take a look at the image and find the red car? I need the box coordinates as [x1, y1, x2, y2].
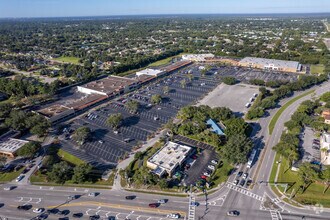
[191, 155, 197, 159]
[149, 203, 158, 208]
[201, 175, 207, 179]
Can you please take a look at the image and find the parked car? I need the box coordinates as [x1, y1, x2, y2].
[167, 213, 180, 219]
[208, 165, 215, 170]
[237, 171, 243, 177]
[240, 180, 245, 187]
[203, 172, 211, 177]
[227, 210, 240, 216]
[211, 160, 218, 165]
[201, 175, 207, 179]
[233, 179, 239, 185]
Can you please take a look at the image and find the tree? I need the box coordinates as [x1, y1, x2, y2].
[322, 168, 330, 194]
[0, 103, 12, 118]
[151, 94, 162, 104]
[221, 134, 253, 164]
[17, 142, 41, 158]
[5, 110, 28, 131]
[0, 156, 7, 168]
[163, 86, 170, 94]
[187, 73, 193, 81]
[224, 118, 249, 137]
[72, 127, 91, 145]
[297, 162, 320, 192]
[200, 68, 207, 77]
[72, 163, 93, 184]
[107, 113, 123, 130]
[42, 155, 60, 168]
[222, 76, 237, 85]
[126, 100, 140, 114]
[27, 115, 50, 137]
[180, 79, 187, 88]
[47, 161, 72, 184]
[159, 179, 168, 189]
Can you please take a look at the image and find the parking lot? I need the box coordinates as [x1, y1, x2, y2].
[173, 135, 218, 186]
[197, 83, 259, 114]
[211, 65, 298, 83]
[300, 127, 321, 164]
[59, 64, 299, 166]
[60, 65, 223, 165]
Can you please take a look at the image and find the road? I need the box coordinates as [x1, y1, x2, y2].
[1, 83, 330, 220]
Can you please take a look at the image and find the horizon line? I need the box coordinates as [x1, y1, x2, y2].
[1, 12, 330, 19]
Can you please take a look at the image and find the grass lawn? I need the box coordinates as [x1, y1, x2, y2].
[0, 167, 24, 183]
[54, 56, 80, 64]
[57, 149, 85, 166]
[148, 56, 174, 67]
[311, 64, 325, 74]
[268, 90, 315, 135]
[271, 156, 330, 207]
[210, 160, 233, 187]
[269, 153, 281, 183]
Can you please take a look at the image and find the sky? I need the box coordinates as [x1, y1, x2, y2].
[0, 0, 330, 18]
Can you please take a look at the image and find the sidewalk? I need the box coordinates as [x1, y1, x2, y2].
[112, 129, 167, 190]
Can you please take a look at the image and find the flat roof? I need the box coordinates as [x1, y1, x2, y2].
[148, 141, 191, 174]
[136, 68, 163, 76]
[38, 104, 73, 118]
[66, 94, 107, 110]
[78, 76, 138, 96]
[0, 138, 29, 154]
[239, 57, 300, 70]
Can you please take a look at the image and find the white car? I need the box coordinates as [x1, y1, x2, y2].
[203, 172, 211, 177]
[88, 192, 97, 197]
[208, 165, 215, 170]
[167, 213, 180, 219]
[16, 175, 24, 182]
[3, 186, 14, 191]
[243, 173, 248, 179]
[211, 160, 218, 165]
[158, 199, 167, 204]
[33, 208, 44, 213]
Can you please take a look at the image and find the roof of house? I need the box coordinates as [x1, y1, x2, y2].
[0, 138, 29, 154]
[206, 119, 225, 135]
[239, 57, 300, 70]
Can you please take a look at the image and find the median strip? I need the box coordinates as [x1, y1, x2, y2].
[268, 90, 314, 135]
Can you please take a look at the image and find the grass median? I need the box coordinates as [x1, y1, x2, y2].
[268, 90, 315, 135]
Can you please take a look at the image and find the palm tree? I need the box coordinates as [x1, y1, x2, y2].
[163, 86, 170, 94]
[180, 79, 187, 88]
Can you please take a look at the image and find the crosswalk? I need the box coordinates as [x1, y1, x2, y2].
[226, 183, 264, 201]
[270, 210, 282, 220]
[188, 195, 196, 220]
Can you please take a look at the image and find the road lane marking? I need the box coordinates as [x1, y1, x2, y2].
[48, 201, 186, 216]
